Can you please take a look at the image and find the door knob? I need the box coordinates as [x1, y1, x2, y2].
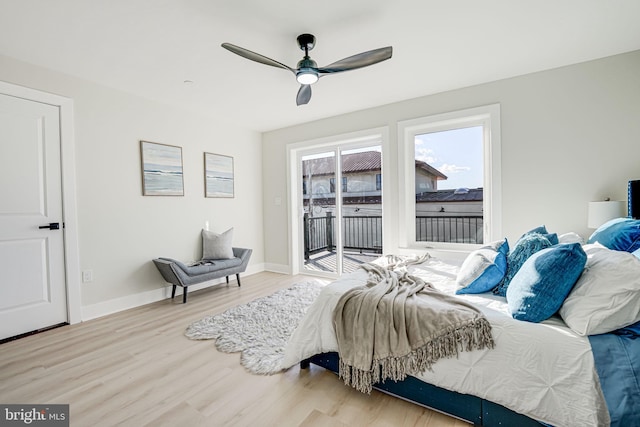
[39, 222, 60, 230]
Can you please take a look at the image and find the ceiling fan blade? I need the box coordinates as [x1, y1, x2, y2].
[296, 84, 312, 106]
[221, 43, 294, 73]
[317, 46, 393, 75]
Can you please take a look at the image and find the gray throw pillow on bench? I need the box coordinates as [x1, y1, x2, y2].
[202, 228, 234, 260]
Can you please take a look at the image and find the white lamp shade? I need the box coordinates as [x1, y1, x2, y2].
[587, 201, 625, 228]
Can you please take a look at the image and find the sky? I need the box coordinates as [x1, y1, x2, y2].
[414, 125, 483, 190]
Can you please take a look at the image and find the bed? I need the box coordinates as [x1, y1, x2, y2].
[281, 221, 640, 427]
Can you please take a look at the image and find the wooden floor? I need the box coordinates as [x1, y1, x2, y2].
[0, 271, 469, 427]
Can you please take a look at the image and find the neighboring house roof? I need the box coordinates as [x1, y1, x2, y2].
[302, 151, 448, 179]
[342, 151, 382, 173]
[302, 151, 380, 175]
[305, 188, 483, 206]
[416, 188, 483, 203]
[415, 159, 447, 180]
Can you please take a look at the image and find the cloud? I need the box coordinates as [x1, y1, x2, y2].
[415, 147, 437, 164]
[438, 163, 471, 174]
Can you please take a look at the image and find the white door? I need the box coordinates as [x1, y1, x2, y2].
[0, 92, 68, 340]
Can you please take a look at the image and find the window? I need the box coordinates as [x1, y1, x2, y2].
[376, 174, 382, 191]
[329, 178, 336, 193]
[398, 104, 501, 250]
[342, 176, 348, 193]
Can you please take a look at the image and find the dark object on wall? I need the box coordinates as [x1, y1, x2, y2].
[629, 180, 640, 219]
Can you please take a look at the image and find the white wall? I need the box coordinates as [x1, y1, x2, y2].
[263, 50, 640, 269]
[0, 55, 264, 318]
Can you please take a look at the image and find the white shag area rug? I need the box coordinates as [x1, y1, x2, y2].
[185, 281, 324, 375]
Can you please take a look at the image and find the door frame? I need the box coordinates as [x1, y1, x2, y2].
[0, 80, 82, 325]
[286, 126, 390, 277]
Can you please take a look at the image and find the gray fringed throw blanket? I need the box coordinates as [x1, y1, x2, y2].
[333, 254, 495, 394]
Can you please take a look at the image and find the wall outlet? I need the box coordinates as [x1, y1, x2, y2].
[82, 270, 93, 283]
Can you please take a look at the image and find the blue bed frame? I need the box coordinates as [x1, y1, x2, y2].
[302, 352, 543, 426]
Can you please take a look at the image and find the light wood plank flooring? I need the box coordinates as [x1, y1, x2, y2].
[0, 272, 469, 427]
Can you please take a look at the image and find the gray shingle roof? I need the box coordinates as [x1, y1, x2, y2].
[416, 188, 483, 202]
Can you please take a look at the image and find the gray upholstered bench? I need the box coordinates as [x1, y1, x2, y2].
[153, 247, 252, 303]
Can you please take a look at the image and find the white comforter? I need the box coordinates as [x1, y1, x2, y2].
[282, 257, 610, 427]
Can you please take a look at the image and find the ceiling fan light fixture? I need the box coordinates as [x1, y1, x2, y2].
[221, 34, 392, 105]
[296, 69, 319, 85]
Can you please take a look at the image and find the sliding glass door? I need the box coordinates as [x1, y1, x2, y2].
[339, 147, 383, 274]
[299, 142, 383, 276]
[301, 151, 338, 274]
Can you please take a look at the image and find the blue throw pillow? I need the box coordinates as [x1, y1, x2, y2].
[493, 233, 553, 297]
[587, 217, 640, 252]
[523, 225, 548, 236]
[507, 243, 587, 323]
[543, 233, 559, 245]
[518, 225, 559, 245]
[456, 239, 509, 295]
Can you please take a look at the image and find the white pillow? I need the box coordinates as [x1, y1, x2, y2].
[558, 232, 585, 245]
[202, 228, 234, 260]
[559, 243, 640, 335]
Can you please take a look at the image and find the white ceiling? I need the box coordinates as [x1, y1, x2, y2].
[1, 0, 640, 132]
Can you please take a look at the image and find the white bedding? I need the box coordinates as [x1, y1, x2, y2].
[282, 257, 610, 427]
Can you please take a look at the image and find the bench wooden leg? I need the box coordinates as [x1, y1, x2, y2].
[183, 287, 188, 304]
[236, 273, 241, 287]
[171, 285, 176, 299]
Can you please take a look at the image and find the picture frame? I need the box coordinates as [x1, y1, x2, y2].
[204, 152, 234, 198]
[140, 140, 184, 196]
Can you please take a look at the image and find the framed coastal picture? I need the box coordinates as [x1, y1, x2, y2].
[204, 152, 234, 198]
[140, 140, 184, 196]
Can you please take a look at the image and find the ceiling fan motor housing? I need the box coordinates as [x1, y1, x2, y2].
[297, 33, 316, 51]
[297, 57, 317, 69]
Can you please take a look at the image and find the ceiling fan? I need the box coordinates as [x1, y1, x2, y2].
[221, 34, 392, 106]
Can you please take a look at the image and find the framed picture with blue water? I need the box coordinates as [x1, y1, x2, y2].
[204, 152, 234, 198]
[140, 140, 184, 196]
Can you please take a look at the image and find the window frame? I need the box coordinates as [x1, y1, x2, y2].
[397, 104, 502, 251]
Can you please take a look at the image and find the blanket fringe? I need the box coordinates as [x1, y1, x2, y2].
[339, 318, 494, 394]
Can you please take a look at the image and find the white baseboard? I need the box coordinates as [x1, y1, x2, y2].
[81, 263, 266, 321]
[264, 263, 291, 274]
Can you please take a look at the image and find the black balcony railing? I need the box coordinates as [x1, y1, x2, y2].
[304, 213, 333, 257]
[416, 215, 483, 244]
[304, 213, 382, 259]
[303, 213, 483, 259]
